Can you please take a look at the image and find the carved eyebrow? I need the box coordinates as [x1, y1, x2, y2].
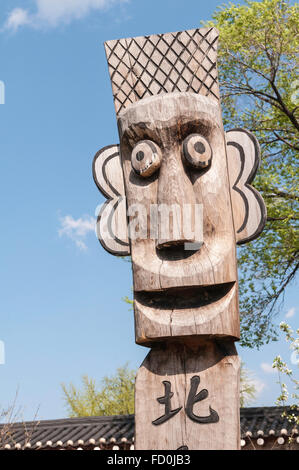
[121, 116, 218, 147]
[178, 118, 217, 140]
[122, 122, 159, 146]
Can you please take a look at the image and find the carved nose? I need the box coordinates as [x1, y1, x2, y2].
[156, 147, 198, 250]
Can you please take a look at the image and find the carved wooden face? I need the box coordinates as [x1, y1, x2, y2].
[93, 92, 266, 346]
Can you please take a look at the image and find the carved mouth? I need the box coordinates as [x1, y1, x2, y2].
[134, 282, 235, 310]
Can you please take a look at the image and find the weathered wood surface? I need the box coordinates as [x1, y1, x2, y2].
[118, 92, 239, 344]
[93, 94, 267, 345]
[135, 340, 240, 450]
[93, 145, 130, 256]
[93, 125, 267, 258]
[93, 26, 267, 452]
[104, 27, 220, 115]
[226, 129, 267, 244]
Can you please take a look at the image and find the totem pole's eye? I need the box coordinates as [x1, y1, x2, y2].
[131, 140, 162, 178]
[182, 134, 212, 169]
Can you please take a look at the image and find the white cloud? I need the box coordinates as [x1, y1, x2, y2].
[4, 0, 127, 31]
[260, 362, 276, 374]
[58, 215, 96, 251]
[286, 307, 296, 319]
[240, 367, 266, 406]
[4, 8, 30, 31]
[251, 377, 266, 395]
[74, 239, 88, 251]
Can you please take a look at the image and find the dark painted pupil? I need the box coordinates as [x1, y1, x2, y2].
[194, 141, 205, 154]
[136, 150, 144, 162]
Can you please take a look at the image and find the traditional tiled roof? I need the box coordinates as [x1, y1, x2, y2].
[0, 414, 134, 450]
[241, 406, 297, 437]
[0, 407, 298, 450]
[240, 406, 298, 450]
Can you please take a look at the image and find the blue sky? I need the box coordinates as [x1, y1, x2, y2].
[0, 0, 297, 421]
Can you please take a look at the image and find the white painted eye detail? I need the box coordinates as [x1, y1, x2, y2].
[131, 140, 162, 178]
[183, 134, 212, 169]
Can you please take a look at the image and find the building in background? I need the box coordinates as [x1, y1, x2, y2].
[0, 407, 298, 450]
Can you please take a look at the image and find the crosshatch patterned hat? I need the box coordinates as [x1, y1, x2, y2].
[104, 27, 220, 115]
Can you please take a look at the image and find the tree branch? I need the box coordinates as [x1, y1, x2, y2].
[264, 189, 299, 201]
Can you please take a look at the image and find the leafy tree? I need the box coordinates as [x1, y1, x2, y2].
[240, 362, 257, 407]
[61, 364, 135, 417]
[273, 322, 299, 433]
[207, 0, 299, 347]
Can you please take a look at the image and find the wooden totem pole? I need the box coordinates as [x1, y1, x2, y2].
[93, 27, 266, 450]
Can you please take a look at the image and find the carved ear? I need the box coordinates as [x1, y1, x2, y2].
[93, 145, 130, 256]
[226, 129, 267, 245]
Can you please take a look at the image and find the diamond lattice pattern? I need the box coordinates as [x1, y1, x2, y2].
[104, 28, 220, 115]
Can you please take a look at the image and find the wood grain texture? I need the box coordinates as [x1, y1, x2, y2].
[105, 27, 219, 115]
[95, 25, 268, 453]
[93, 145, 130, 256]
[118, 92, 239, 343]
[135, 340, 240, 450]
[226, 129, 267, 244]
